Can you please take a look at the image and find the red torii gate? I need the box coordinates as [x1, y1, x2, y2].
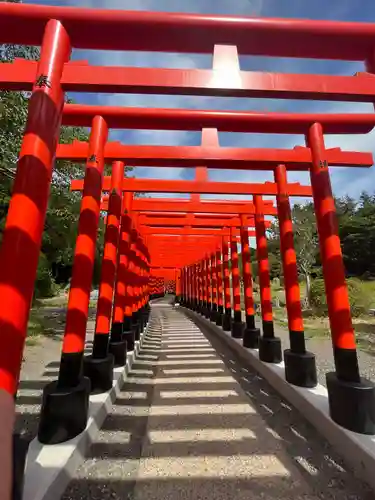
[1, 9, 375, 486]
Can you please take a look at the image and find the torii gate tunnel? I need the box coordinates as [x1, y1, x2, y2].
[1, 3, 375, 497]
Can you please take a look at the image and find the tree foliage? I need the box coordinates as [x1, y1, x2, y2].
[0, 26, 105, 296]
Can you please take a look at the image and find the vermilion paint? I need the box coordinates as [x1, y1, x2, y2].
[0, 20, 70, 395]
[307, 123, 360, 382]
[254, 195, 274, 329]
[59, 115, 108, 386]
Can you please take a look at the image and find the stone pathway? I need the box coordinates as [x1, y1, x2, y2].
[63, 300, 373, 499]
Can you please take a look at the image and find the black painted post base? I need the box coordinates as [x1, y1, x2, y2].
[231, 311, 244, 339]
[38, 377, 91, 444]
[110, 321, 123, 344]
[284, 349, 317, 388]
[216, 306, 224, 326]
[108, 339, 127, 366]
[142, 308, 149, 329]
[231, 321, 244, 338]
[123, 329, 135, 352]
[132, 322, 141, 341]
[259, 336, 282, 363]
[222, 309, 232, 331]
[326, 372, 375, 434]
[12, 433, 30, 500]
[83, 354, 114, 393]
[205, 303, 211, 319]
[243, 327, 260, 348]
[210, 305, 218, 323]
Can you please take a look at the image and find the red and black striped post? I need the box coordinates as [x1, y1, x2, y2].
[187, 266, 192, 309]
[39, 116, 108, 444]
[240, 214, 260, 348]
[275, 164, 317, 387]
[192, 262, 198, 311]
[201, 259, 208, 316]
[216, 247, 224, 326]
[175, 268, 181, 304]
[210, 251, 218, 322]
[196, 262, 202, 312]
[205, 255, 211, 318]
[254, 195, 282, 363]
[307, 124, 375, 433]
[111, 193, 133, 362]
[83, 161, 124, 392]
[0, 19, 71, 483]
[222, 235, 232, 331]
[180, 267, 185, 305]
[230, 226, 244, 338]
[129, 226, 142, 339]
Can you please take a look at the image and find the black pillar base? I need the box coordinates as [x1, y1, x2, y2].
[243, 327, 260, 349]
[12, 433, 30, 500]
[108, 339, 127, 367]
[123, 329, 135, 352]
[110, 321, 123, 344]
[205, 303, 211, 319]
[83, 354, 114, 393]
[231, 311, 244, 339]
[326, 372, 375, 434]
[222, 309, 232, 331]
[132, 322, 141, 341]
[38, 377, 91, 444]
[216, 306, 224, 326]
[259, 336, 282, 363]
[284, 349, 317, 388]
[231, 321, 244, 339]
[210, 305, 218, 323]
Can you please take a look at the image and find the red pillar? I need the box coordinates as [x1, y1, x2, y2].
[275, 165, 304, 348]
[190, 264, 195, 308]
[175, 268, 181, 303]
[195, 262, 201, 311]
[0, 18, 70, 489]
[307, 124, 359, 381]
[240, 214, 260, 347]
[114, 192, 135, 354]
[181, 267, 185, 304]
[0, 21, 70, 399]
[210, 251, 218, 321]
[205, 255, 211, 318]
[202, 259, 207, 315]
[192, 262, 197, 310]
[254, 194, 282, 363]
[39, 116, 108, 444]
[216, 247, 224, 325]
[93, 161, 124, 359]
[230, 227, 244, 338]
[59, 116, 108, 385]
[208, 255, 213, 315]
[275, 165, 317, 386]
[306, 124, 375, 434]
[129, 226, 142, 339]
[222, 235, 232, 331]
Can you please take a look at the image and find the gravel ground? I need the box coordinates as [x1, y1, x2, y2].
[62, 300, 374, 499]
[240, 311, 375, 387]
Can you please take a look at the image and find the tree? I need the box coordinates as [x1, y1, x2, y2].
[338, 192, 375, 278]
[0, 19, 98, 295]
[292, 203, 320, 307]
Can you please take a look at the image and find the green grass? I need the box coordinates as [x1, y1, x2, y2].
[26, 309, 55, 346]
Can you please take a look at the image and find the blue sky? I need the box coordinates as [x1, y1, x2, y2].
[25, 0, 375, 202]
